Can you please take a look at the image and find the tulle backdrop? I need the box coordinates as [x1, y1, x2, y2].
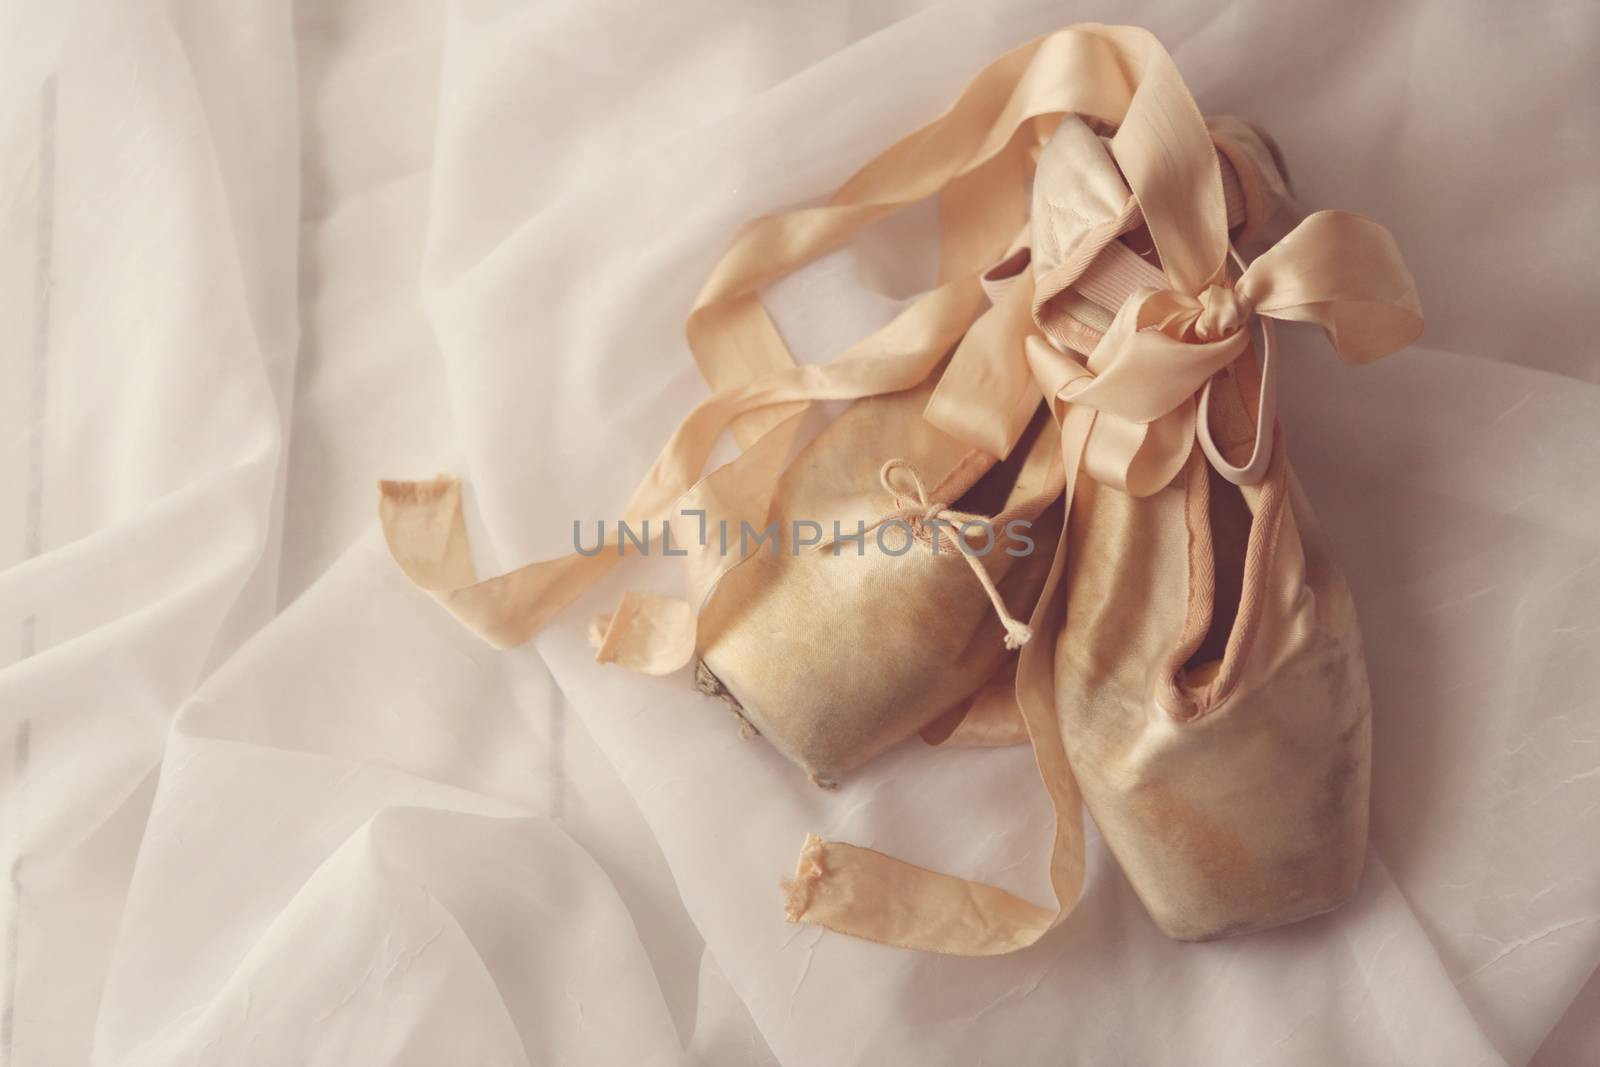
[1, 0, 1596, 1063]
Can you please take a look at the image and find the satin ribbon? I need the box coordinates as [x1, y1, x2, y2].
[919, 111, 1284, 474]
[1027, 210, 1423, 500]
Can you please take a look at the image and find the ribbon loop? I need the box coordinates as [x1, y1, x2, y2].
[1235, 210, 1423, 364]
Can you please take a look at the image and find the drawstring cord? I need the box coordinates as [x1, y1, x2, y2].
[817, 459, 1033, 649]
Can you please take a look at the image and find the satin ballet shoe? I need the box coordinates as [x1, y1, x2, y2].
[1020, 117, 1373, 939]
[696, 378, 1062, 786]
[1054, 351, 1370, 940]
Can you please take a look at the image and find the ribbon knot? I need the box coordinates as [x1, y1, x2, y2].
[885, 468, 953, 529]
[1024, 210, 1422, 498]
[1192, 283, 1251, 342]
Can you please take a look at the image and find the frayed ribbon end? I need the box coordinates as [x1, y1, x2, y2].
[781, 833, 827, 922]
[587, 613, 612, 652]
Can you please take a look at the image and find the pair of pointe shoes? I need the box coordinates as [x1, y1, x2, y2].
[380, 25, 1421, 950]
[693, 118, 1373, 942]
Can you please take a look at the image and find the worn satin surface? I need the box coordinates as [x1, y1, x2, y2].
[1043, 386, 1374, 943]
[697, 378, 1062, 782]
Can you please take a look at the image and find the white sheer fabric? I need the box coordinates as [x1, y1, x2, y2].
[1, 0, 1595, 1064]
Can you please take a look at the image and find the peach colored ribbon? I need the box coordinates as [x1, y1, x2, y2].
[1028, 210, 1423, 502]
[920, 110, 1271, 475]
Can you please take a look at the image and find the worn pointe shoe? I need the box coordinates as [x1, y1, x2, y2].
[697, 378, 1062, 786]
[1025, 118, 1380, 940]
[1056, 353, 1370, 940]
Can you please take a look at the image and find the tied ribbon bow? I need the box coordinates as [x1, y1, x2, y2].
[1189, 283, 1251, 342]
[1025, 210, 1423, 497]
[817, 460, 1035, 650]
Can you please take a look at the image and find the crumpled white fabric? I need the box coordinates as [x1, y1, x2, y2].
[1, 0, 1596, 1064]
